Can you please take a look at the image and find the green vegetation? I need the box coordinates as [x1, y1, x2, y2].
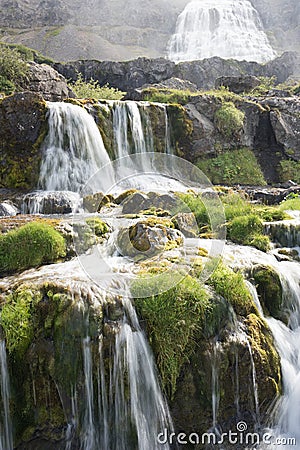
[179, 191, 274, 251]
[0, 222, 66, 274]
[197, 148, 266, 185]
[134, 274, 210, 397]
[0, 287, 41, 355]
[214, 101, 245, 138]
[253, 265, 283, 319]
[70, 73, 125, 100]
[0, 45, 28, 94]
[143, 88, 193, 105]
[279, 193, 300, 211]
[250, 76, 276, 96]
[85, 217, 110, 236]
[208, 263, 256, 316]
[278, 160, 300, 184]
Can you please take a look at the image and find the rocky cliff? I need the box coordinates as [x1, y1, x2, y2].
[0, 0, 299, 63]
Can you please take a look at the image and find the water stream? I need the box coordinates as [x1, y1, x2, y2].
[0, 340, 13, 450]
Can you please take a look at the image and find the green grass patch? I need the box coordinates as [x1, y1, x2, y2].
[197, 148, 266, 185]
[133, 274, 210, 397]
[279, 194, 300, 211]
[208, 263, 256, 316]
[0, 222, 66, 274]
[214, 102, 245, 138]
[227, 214, 271, 252]
[143, 88, 193, 105]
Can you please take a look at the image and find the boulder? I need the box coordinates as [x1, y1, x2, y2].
[117, 219, 183, 260]
[20, 191, 81, 215]
[0, 92, 47, 190]
[215, 75, 261, 93]
[22, 61, 75, 101]
[0, 200, 19, 216]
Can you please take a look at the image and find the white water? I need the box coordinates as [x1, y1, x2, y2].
[168, 0, 276, 63]
[0, 341, 13, 450]
[39, 102, 113, 192]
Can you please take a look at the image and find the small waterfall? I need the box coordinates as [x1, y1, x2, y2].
[0, 341, 13, 450]
[65, 293, 173, 450]
[248, 263, 300, 445]
[168, 0, 276, 63]
[39, 102, 113, 192]
[112, 101, 153, 158]
[108, 296, 172, 450]
[211, 342, 221, 431]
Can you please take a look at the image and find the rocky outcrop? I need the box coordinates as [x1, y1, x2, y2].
[215, 75, 261, 93]
[53, 52, 299, 92]
[21, 62, 75, 101]
[0, 92, 47, 190]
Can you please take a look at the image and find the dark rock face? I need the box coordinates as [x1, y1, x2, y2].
[0, 92, 47, 190]
[21, 62, 75, 101]
[54, 57, 176, 93]
[215, 75, 261, 93]
[54, 52, 299, 93]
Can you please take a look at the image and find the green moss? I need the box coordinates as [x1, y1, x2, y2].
[214, 101, 245, 138]
[227, 214, 270, 251]
[197, 148, 266, 185]
[167, 104, 193, 156]
[134, 274, 210, 397]
[0, 222, 66, 274]
[208, 263, 256, 316]
[253, 266, 283, 319]
[0, 287, 42, 355]
[85, 216, 110, 236]
[143, 87, 193, 105]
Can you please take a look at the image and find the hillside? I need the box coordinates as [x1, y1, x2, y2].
[0, 0, 299, 62]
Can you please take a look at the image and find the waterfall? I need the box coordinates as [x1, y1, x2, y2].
[65, 289, 173, 450]
[109, 296, 172, 450]
[39, 102, 113, 192]
[248, 262, 300, 445]
[167, 0, 276, 63]
[0, 341, 13, 450]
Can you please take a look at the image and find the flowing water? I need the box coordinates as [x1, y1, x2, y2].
[0, 341, 13, 450]
[38, 102, 113, 193]
[168, 0, 276, 63]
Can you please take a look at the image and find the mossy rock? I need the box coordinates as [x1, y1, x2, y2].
[0, 222, 66, 275]
[0, 92, 47, 190]
[252, 265, 283, 319]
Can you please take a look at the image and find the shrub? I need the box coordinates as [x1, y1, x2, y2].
[214, 102, 245, 138]
[197, 148, 266, 185]
[70, 73, 125, 100]
[278, 160, 300, 184]
[133, 274, 210, 397]
[0, 222, 66, 274]
[0, 45, 28, 93]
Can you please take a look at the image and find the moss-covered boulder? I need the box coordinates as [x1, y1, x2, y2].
[134, 265, 281, 439]
[253, 265, 283, 319]
[0, 92, 47, 190]
[117, 218, 183, 261]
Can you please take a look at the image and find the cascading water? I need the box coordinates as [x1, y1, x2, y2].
[248, 263, 300, 447]
[38, 102, 113, 193]
[167, 0, 276, 63]
[0, 340, 13, 450]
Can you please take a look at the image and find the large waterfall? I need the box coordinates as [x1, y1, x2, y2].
[167, 0, 276, 63]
